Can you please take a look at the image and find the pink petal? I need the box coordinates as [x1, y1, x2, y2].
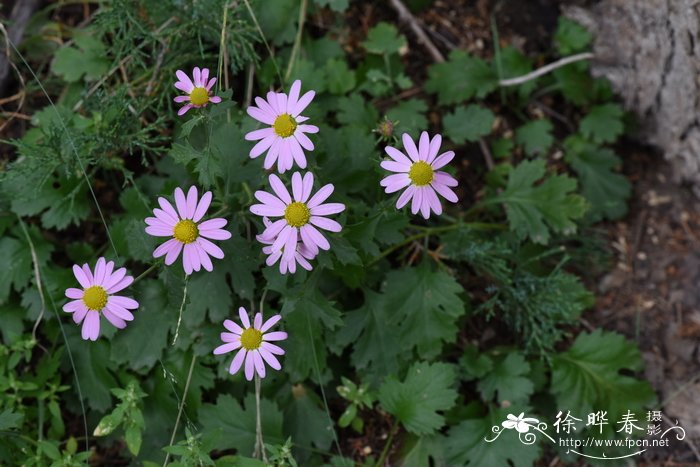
[82, 310, 100, 341]
[239, 307, 251, 328]
[65, 288, 84, 300]
[310, 216, 342, 232]
[103, 309, 126, 330]
[174, 187, 188, 219]
[175, 70, 194, 92]
[196, 237, 224, 259]
[263, 331, 288, 341]
[158, 197, 180, 223]
[214, 341, 241, 355]
[198, 228, 232, 241]
[307, 184, 334, 209]
[418, 131, 431, 161]
[177, 104, 193, 116]
[72, 265, 90, 288]
[260, 314, 282, 332]
[109, 295, 139, 310]
[427, 134, 443, 163]
[310, 203, 345, 216]
[292, 90, 315, 116]
[432, 151, 455, 170]
[253, 351, 266, 378]
[229, 349, 247, 374]
[199, 218, 227, 231]
[107, 276, 133, 294]
[269, 174, 292, 204]
[385, 146, 412, 165]
[193, 191, 212, 223]
[259, 347, 282, 370]
[186, 186, 198, 219]
[402, 133, 420, 161]
[396, 185, 416, 209]
[244, 351, 255, 380]
[224, 319, 244, 335]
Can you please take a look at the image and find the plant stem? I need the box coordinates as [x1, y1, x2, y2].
[172, 275, 189, 346]
[369, 221, 505, 266]
[132, 262, 160, 285]
[253, 374, 268, 462]
[162, 354, 197, 467]
[375, 420, 399, 467]
[285, 0, 308, 82]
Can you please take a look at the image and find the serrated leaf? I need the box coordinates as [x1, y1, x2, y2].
[283, 386, 334, 451]
[51, 32, 109, 82]
[334, 289, 403, 380]
[498, 46, 535, 98]
[199, 394, 285, 454]
[379, 362, 458, 435]
[445, 407, 541, 467]
[443, 104, 495, 144]
[426, 50, 498, 105]
[477, 352, 534, 404]
[555, 18, 592, 55]
[458, 345, 493, 381]
[551, 330, 656, 422]
[564, 137, 631, 221]
[362, 22, 406, 55]
[386, 99, 428, 138]
[496, 159, 587, 244]
[110, 279, 170, 372]
[325, 59, 356, 94]
[337, 93, 379, 129]
[515, 119, 554, 156]
[383, 262, 465, 358]
[579, 104, 624, 144]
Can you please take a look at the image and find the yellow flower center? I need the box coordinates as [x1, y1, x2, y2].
[82, 286, 108, 311]
[284, 202, 310, 227]
[173, 219, 199, 244]
[408, 161, 434, 186]
[240, 328, 263, 350]
[273, 113, 297, 138]
[189, 87, 210, 106]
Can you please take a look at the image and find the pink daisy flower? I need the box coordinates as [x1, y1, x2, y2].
[244, 80, 319, 173]
[380, 131, 459, 219]
[256, 218, 316, 275]
[250, 172, 345, 261]
[173, 67, 222, 116]
[62, 258, 138, 341]
[213, 307, 287, 380]
[144, 186, 232, 275]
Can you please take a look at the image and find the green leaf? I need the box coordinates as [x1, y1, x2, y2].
[199, 394, 285, 454]
[551, 330, 656, 422]
[491, 138, 514, 159]
[125, 425, 142, 456]
[378, 362, 458, 435]
[458, 345, 493, 381]
[445, 407, 541, 466]
[476, 352, 534, 404]
[314, 0, 349, 12]
[110, 279, 170, 372]
[515, 119, 554, 156]
[51, 31, 109, 82]
[385, 99, 428, 138]
[498, 46, 535, 98]
[0, 409, 22, 430]
[324, 59, 356, 94]
[554, 18, 592, 55]
[496, 159, 587, 244]
[66, 335, 117, 411]
[281, 280, 343, 380]
[443, 105, 495, 144]
[564, 137, 631, 221]
[425, 50, 498, 105]
[336, 93, 379, 129]
[335, 289, 404, 379]
[283, 386, 334, 451]
[579, 104, 624, 144]
[383, 262, 466, 358]
[362, 22, 406, 55]
[397, 434, 447, 467]
[253, 0, 298, 46]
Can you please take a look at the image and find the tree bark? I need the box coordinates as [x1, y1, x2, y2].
[566, 0, 700, 194]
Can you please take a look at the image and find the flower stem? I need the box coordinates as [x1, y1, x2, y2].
[171, 275, 189, 346]
[132, 262, 161, 285]
[368, 221, 505, 266]
[285, 0, 308, 82]
[253, 374, 267, 462]
[162, 354, 196, 467]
